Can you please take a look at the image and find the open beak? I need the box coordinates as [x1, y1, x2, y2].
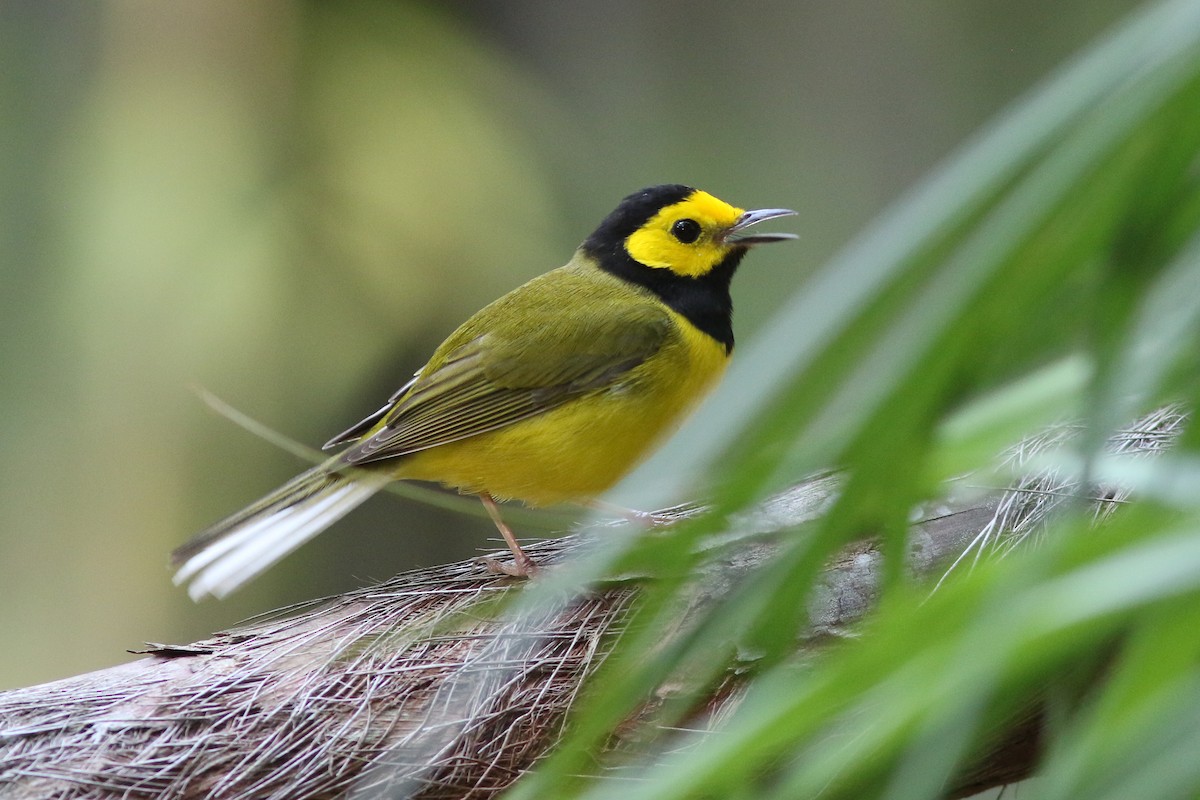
[721, 208, 798, 245]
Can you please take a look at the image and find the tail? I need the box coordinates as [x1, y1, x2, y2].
[172, 460, 390, 600]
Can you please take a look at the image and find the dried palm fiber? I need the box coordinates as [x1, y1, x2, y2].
[0, 407, 1186, 799]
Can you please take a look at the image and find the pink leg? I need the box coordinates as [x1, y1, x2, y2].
[478, 493, 538, 577]
[585, 498, 682, 527]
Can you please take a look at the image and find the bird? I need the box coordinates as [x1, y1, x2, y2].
[172, 184, 796, 599]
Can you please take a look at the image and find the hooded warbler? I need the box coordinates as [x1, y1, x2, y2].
[173, 185, 796, 599]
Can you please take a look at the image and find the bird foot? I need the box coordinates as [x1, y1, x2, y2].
[587, 500, 688, 528]
[476, 555, 539, 578]
[620, 507, 678, 527]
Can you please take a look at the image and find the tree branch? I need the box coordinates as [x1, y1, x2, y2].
[0, 407, 1184, 799]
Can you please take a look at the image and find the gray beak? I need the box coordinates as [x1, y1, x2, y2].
[721, 208, 798, 245]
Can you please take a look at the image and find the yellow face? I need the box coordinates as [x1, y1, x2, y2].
[623, 190, 745, 278]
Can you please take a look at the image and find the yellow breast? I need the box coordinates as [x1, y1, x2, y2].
[395, 310, 729, 506]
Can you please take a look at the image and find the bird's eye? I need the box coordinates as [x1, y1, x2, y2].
[670, 218, 702, 244]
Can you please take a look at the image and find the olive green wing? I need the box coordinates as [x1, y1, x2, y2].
[332, 295, 672, 466]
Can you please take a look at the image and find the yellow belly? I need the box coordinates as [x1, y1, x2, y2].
[394, 313, 728, 506]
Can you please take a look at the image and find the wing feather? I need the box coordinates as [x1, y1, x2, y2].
[336, 286, 672, 466]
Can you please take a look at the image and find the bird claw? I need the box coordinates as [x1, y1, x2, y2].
[598, 501, 696, 528]
[476, 555, 539, 578]
[622, 508, 678, 527]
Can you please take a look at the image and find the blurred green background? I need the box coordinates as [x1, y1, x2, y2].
[0, 0, 1141, 690]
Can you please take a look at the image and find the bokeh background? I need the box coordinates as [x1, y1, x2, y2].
[0, 0, 1143, 690]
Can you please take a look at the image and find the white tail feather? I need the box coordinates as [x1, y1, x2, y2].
[176, 475, 389, 600]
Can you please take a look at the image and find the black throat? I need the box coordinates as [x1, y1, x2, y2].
[585, 243, 745, 354]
